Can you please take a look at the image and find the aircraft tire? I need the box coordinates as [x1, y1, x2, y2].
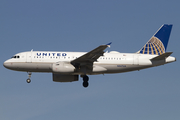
[83, 75, 89, 82]
[26, 78, 31, 83]
[83, 81, 89, 88]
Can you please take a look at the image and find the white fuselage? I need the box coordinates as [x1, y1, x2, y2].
[3, 25, 176, 87]
[3, 51, 176, 75]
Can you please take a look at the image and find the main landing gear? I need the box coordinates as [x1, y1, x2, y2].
[25, 72, 90, 87]
[82, 75, 89, 88]
[26, 72, 32, 83]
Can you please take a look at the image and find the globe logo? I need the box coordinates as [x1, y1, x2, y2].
[138, 37, 165, 55]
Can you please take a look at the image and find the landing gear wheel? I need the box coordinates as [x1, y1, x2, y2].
[27, 72, 32, 83]
[83, 75, 89, 82]
[26, 78, 31, 83]
[82, 75, 89, 88]
[83, 81, 89, 88]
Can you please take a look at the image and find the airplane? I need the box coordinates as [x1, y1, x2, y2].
[3, 24, 176, 88]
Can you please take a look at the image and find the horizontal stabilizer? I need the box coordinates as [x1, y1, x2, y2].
[151, 52, 173, 61]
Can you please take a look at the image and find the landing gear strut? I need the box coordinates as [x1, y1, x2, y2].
[82, 75, 89, 88]
[26, 72, 32, 83]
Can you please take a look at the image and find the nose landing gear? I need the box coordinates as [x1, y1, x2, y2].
[26, 78, 31, 83]
[26, 72, 32, 83]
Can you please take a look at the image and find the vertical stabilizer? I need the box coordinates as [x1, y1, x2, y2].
[137, 24, 173, 55]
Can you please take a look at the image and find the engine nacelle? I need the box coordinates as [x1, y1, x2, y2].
[53, 74, 78, 82]
[93, 65, 107, 72]
[51, 62, 75, 73]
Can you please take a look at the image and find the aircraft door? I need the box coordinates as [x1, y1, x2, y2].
[26, 52, 32, 63]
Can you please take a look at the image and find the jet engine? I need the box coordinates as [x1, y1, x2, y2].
[51, 62, 75, 73]
[53, 73, 78, 82]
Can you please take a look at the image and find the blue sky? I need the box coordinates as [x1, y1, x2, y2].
[1, 0, 180, 120]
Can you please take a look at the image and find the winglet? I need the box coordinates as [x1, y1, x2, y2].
[106, 42, 112, 48]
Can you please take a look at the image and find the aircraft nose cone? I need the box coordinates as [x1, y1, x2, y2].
[3, 61, 7, 68]
[3, 61, 11, 69]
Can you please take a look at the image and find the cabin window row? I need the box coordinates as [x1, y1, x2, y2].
[34, 56, 125, 60]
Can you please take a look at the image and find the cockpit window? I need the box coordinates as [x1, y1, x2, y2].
[11, 56, 20, 59]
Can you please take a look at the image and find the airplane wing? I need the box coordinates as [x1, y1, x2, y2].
[71, 42, 111, 69]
